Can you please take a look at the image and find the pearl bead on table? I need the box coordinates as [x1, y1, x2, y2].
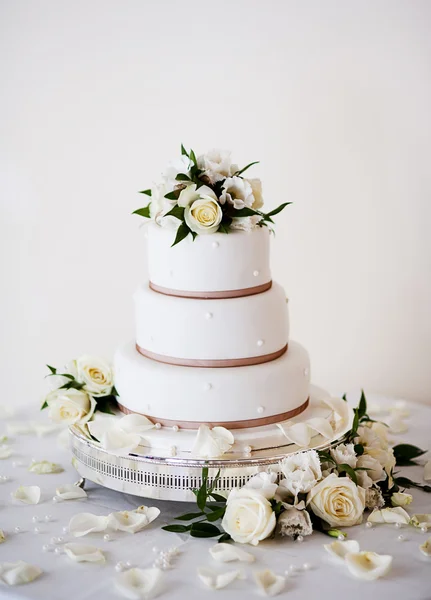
[103, 534, 112, 542]
[204, 383, 212, 391]
[13, 526, 22, 534]
[397, 534, 406, 542]
[115, 562, 125, 572]
[296, 535, 304, 543]
[365, 521, 373, 529]
[394, 522, 402, 529]
[212, 241, 219, 248]
[421, 526, 428, 534]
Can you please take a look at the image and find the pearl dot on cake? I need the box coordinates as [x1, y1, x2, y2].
[155, 423, 161, 430]
[303, 367, 310, 377]
[257, 406, 265, 414]
[253, 270, 259, 277]
[244, 445, 252, 454]
[170, 446, 177, 457]
[212, 241, 219, 249]
[204, 383, 212, 391]
[205, 312, 213, 320]
[172, 425, 179, 432]
[257, 339, 264, 347]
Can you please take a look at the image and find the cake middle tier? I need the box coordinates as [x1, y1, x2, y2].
[134, 281, 289, 365]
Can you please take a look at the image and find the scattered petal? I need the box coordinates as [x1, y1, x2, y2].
[254, 569, 285, 596]
[209, 543, 255, 563]
[28, 460, 63, 474]
[389, 400, 410, 418]
[12, 485, 41, 505]
[63, 543, 105, 564]
[108, 507, 160, 534]
[197, 567, 240, 590]
[419, 538, 431, 557]
[69, 513, 109, 537]
[31, 422, 62, 437]
[0, 530, 5, 544]
[6, 422, 33, 435]
[367, 507, 410, 525]
[0, 561, 42, 585]
[192, 425, 234, 458]
[306, 417, 334, 439]
[0, 434, 8, 444]
[345, 551, 392, 581]
[88, 419, 141, 456]
[276, 422, 311, 447]
[410, 514, 431, 530]
[57, 428, 70, 450]
[387, 417, 408, 434]
[321, 396, 352, 427]
[424, 461, 431, 482]
[115, 567, 162, 600]
[117, 414, 156, 434]
[0, 445, 13, 459]
[55, 484, 88, 501]
[324, 540, 361, 563]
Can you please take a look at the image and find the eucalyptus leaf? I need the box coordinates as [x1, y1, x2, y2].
[209, 493, 227, 503]
[393, 476, 431, 493]
[189, 148, 198, 167]
[358, 390, 367, 418]
[393, 444, 427, 462]
[190, 522, 221, 537]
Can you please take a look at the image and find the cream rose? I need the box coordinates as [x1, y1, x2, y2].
[45, 389, 96, 425]
[76, 356, 113, 397]
[221, 488, 276, 545]
[306, 473, 366, 527]
[184, 197, 223, 235]
[246, 178, 264, 209]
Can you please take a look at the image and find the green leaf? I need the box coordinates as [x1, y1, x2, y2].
[209, 493, 227, 503]
[164, 191, 178, 200]
[206, 507, 226, 522]
[393, 476, 431, 493]
[393, 444, 427, 465]
[342, 393, 347, 402]
[190, 522, 221, 538]
[197, 484, 207, 512]
[263, 202, 292, 219]
[337, 463, 358, 485]
[217, 222, 230, 234]
[132, 205, 151, 218]
[358, 389, 367, 419]
[234, 161, 259, 176]
[317, 451, 336, 465]
[138, 189, 152, 196]
[59, 380, 85, 391]
[175, 173, 191, 181]
[46, 364, 57, 375]
[171, 223, 191, 247]
[189, 148, 198, 167]
[181, 144, 189, 157]
[162, 524, 192, 533]
[218, 533, 232, 543]
[40, 401, 48, 410]
[173, 512, 205, 521]
[111, 385, 118, 397]
[354, 444, 364, 456]
[208, 469, 221, 494]
[232, 207, 259, 218]
[164, 205, 185, 221]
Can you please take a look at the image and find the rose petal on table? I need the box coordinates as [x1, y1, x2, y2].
[55, 483, 88, 501]
[63, 543, 105, 564]
[209, 543, 255, 563]
[424, 461, 431, 482]
[28, 460, 63, 474]
[387, 417, 408, 434]
[0, 529, 6, 544]
[69, 513, 109, 537]
[367, 507, 410, 525]
[0, 445, 13, 459]
[389, 400, 410, 419]
[115, 567, 162, 599]
[197, 567, 241, 590]
[410, 514, 431, 530]
[108, 508, 160, 533]
[419, 538, 431, 557]
[254, 569, 285, 596]
[306, 417, 334, 439]
[12, 485, 41, 505]
[324, 540, 360, 563]
[6, 422, 33, 435]
[30, 422, 62, 437]
[0, 561, 42, 585]
[345, 551, 392, 581]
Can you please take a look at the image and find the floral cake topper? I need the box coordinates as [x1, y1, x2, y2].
[133, 145, 290, 246]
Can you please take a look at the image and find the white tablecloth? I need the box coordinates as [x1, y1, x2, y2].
[0, 397, 430, 600]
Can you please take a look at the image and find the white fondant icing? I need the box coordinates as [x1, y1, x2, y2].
[114, 340, 310, 424]
[147, 222, 271, 293]
[134, 282, 289, 361]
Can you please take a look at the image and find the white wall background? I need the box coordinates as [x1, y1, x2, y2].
[1, 0, 430, 407]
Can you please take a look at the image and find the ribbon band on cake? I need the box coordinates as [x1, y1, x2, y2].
[117, 397, 310, 430]
[149, 280, 272, 299]
[136, 343, 288, 367]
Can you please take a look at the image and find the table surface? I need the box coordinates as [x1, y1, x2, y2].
[0, 396, 430, 600]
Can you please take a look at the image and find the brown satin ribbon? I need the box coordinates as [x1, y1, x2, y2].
[136, 343, 288, 368]
[117, 397, 309, 430]
[149, 280, 272, 299]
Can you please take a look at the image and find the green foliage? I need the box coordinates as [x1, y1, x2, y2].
[234, 161, 260, 176]
[393, 476, 431, 493]
[164, 205, 185, 221]
[132, 205, 151, 218]
[392, 444, 427, 466]
[171, 222, 192, 247]
[138, 189, 152, 196]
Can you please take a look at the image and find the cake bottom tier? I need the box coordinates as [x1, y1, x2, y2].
[114, 340, 310, 426]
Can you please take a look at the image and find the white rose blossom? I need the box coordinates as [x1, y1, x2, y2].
[356, 454, 386, 487]
[197, 149, 237, 184]
[76, 356, 113, 397]
[220, 176, 255, 210]
[221, 488, 276, 545]
[45, 388, 96, 426]
[184, 196, 223, 235]
[278, 450, 322, 497]
[306, 473, 366, 527]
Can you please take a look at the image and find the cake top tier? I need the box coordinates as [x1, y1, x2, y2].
[133, 145, 290, 246]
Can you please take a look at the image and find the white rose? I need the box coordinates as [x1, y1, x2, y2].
[220, 176, 254, 210]
[222, 488, 276, 545]
[76, 356, 113, 397]
[244, 472, 278, 500]
[230, 215, 262, 232]
[184, 197, 223, 235]
[197, 149, 237, 184]
[45, 389, 96, 426]
[391, 492, 413, 507]
[177, 184, 216, 208]
[307, 473, 366, 527]
[278, 450, 322, 497]
[246, 178, 264, 209]
[330, 443, 357, 469]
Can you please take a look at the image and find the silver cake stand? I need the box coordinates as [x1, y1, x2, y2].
[69, 421, 349, 502]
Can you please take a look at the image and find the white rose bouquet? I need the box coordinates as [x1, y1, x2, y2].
[133, 144, 291, 246]
[41, 356, 116, 425]
[162, 392, 430, 544]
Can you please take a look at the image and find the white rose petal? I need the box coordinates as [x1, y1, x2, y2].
[0, 530, 5, 544]
[63, 543, 105, 564]
[6, 421, 33, 435]
[410, 514, 431, 530]
[254, 569, 285, 597]
[322, 396, 352, 427]
[69, 513, 109, 537]
[424, 460, 431, 482]
[419, 537, 431, 557]
[209, 543, 255, 563]
[55, 483, 88, 501]
[0, 561, 42, 586]
[345, 551, 392, 581]
[391, 492, 413, 507]
[117, 414, 155, 434]
[192, 425, 234, 458]
[12, 485, 41, 505]
[307, 473, 365, 527]
[330, 443, 357, 468]
[108, 507, 160, 534]
[197, 567, 240, 590]
[388, 417, 408, 434]
[244, 472, 278, 500]
[279, 450, 322, 496]
[306, 417, 334, 440]
[389, 400, 410, 418]
[90, 423, 141, 457]
[0, 445, 12, 459]
[356, 454, 386, 484]
[324, 540, 361, 563]
[76, 355, 113, 397]
[222, 488, 276, 546]
[276, 422, 311, 447]
[246, 178, 264, 209]
[115, 567, 162, 600]
[31, 422, 62, 437]
[177, 183, 201, 208]
[28, 460, 63, 474]
[368, 507, 410, 525]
